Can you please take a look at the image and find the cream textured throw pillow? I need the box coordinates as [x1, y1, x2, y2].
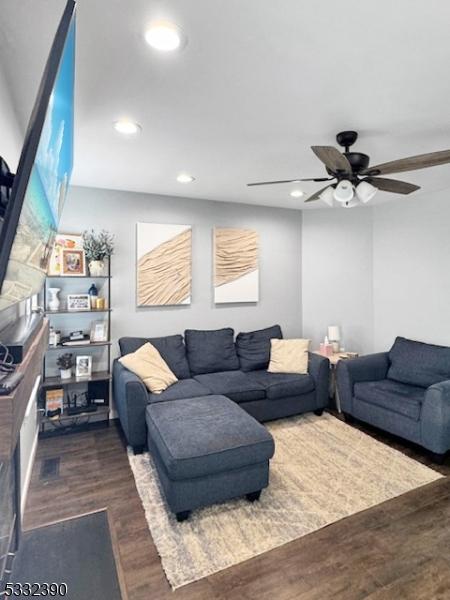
[268, 339, 310, 374]
[119, 342, 178, 394]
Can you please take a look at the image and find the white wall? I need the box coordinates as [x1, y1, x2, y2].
[301, 208, 374, 354]
[373, 191, 450, 350]
[59, 186, 303, 355]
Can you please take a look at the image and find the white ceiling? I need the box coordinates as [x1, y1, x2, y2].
[1, 0, 450, 209]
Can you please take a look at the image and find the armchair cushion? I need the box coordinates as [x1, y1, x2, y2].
[388, 336, 450, 389]
[184, 328, 239, 375]
[118, 334, 191, 379]
[236, 324, 283, 372]
[354, 379, 425, 421]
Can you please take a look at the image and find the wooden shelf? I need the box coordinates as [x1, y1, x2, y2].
[42, 371, 112, 388]
[46, 275, 111, 279]
[41, 405, 109, 425]
[45, 308, 111, 314]
[47, 341, 111, 351]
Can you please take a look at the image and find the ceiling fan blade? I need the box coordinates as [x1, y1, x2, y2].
[311, 146, 352, 175]
[247, 177, 332, 187]
[362, 149, 450, 176]
[364, 177, 420, 195]
[304, 185, 332, 203]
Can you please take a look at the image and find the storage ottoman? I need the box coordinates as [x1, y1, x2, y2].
[146, 394, 275, 521]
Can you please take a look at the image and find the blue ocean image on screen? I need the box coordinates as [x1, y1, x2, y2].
[0, 17, 75, 309]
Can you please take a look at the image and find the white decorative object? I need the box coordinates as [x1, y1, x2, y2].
[67, 294, 91, 311]
[136, 223, 192, 306]
[214, 227, 259, 304]
[89, 260, 105, 277]
[328, 326, 341, 353]
[60, 368, 71, 380]
[47, 288, 61, 312]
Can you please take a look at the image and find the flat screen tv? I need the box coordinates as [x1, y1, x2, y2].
[0, 0, 75, 311]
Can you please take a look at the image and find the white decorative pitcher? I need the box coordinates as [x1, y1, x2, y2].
[47, 287, 61, 311]
[89, 260, 105, 277]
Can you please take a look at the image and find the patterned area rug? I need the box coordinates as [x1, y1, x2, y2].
[128, 412, 442, 589]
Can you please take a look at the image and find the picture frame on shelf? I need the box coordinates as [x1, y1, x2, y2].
[90, 320, 108, 343]
[76, 355, 92, 378]
[48, 233, 83, 276]
[45, 388, 64, 417]
[67, 293, 91, 311]
[62, 248, 86, 276]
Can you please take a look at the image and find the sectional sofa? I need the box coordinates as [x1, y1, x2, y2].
[113, 325, 330, 453]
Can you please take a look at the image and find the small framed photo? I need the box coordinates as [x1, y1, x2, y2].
[90, 320, 108, 343]
[62, 249, 86, 276]
[67, 293, 91, 311]
[76, 355, 92, 378]
[48, 233, 83, 276]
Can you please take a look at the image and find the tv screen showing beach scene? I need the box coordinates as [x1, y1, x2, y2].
[0, 11, 75, 310]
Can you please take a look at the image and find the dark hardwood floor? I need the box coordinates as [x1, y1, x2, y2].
[23, 416, 450, 600]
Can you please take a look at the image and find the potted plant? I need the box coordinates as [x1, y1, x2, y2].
[57, 353, 74, 380]
[82, 229, 114, 276]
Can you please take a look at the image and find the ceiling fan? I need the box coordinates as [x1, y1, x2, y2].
[247, 131, 450, 207]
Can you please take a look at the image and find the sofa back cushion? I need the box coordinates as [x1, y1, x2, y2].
[236, 324, 283, 371]
[184, 328, 240, 375]
[387, 336, 450, 388]
[118, 335, 191, 379]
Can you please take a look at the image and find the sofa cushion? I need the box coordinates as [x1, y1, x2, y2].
[246, 369, 315, 400]
[184, 328, 239, 375]
[118, 335, 191, 380]
[145, 395, 275, 480]
[147, 379, 211, 404]
[194, 371, 266, 403]
[119, 342, 178, 394]
[354, 379, 425, 421]
[388, 336, 450, 389]
[236, 324, 283, 372]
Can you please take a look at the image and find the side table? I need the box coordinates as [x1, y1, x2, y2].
[313, 351, 359, 413]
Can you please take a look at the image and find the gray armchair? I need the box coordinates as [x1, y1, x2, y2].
[336, 338, 450, 463]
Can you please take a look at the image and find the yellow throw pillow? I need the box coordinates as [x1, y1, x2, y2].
[119, 342, 178, 394]
[268, 339, 310, 374]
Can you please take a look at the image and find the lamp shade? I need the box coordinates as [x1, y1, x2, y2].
[327, 325, 341, 341]
[356, 180, 377, 204]
[333, 180, 354, 203]
[318, 186, 335, 207]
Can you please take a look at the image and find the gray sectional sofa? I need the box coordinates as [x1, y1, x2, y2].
[336, 336, 450, 462]
[113, 325, 330, 453]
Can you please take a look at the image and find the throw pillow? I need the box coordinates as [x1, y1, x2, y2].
[184, 328, 240, 375]
[236, 324, 283, 371]
[119, 342, 178, 393]
[268, 339, 310, 374]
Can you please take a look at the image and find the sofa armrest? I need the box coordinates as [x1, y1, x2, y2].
[421, 380, 450, 454]
[113, 359, 148, 449]
[336, 352, 389, 414]
[308, 353, 330, 409]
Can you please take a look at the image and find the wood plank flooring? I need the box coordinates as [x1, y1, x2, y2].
[23, 417, 450, 600]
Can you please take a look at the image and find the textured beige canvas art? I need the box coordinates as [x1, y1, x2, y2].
[214, 227, 259, 303]
[136, 223, 192, 306]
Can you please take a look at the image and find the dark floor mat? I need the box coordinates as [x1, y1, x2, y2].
[10, 510, 123, 599]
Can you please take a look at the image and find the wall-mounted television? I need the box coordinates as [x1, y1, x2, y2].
[0, 0, 75, 311]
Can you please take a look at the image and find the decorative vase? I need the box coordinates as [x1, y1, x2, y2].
[89, 260, 105, 277]
[47, 287, 61, 312]
[60, 368, 72, 380]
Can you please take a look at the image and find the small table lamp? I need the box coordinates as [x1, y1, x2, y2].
[328, 325, 341, 353]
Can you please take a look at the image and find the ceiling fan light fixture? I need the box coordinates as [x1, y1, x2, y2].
[318, 186, 335, 207]
[333, 180, 354, 203]
[356, 180, 377, 204]
[290, 189, 304, 198]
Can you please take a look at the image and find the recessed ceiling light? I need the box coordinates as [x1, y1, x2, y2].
[113, 120, 141, 135]
[145, 21, 184, 52]
[176, 173, 195, 183]
[290, 189, 304, 198]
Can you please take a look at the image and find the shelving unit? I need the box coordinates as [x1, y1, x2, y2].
[39, 261, 112, 436]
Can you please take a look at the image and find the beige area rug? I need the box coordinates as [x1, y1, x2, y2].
[128, 412, 443, 589]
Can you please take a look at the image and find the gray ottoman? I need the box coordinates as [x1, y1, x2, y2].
[146, 394, 275, 521]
